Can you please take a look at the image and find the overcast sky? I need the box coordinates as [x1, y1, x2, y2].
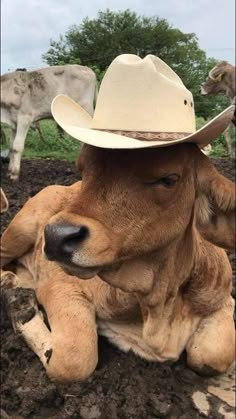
[1, 0, 235, 74]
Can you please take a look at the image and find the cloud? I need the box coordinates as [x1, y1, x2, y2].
[1, 0, 235, 73]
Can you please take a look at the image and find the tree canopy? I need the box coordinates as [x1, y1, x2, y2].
[43, 9, 228, 118]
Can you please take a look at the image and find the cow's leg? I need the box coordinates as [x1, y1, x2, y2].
[7, 127, 16, 174]
[0, 126, 7, 146]
[224, 125, 234, 158]
[0, 188, 9, 213]
[34, 121, 45, 142]
[1, 267, 52, 369]
[2, 287, 52, 369]
[186, 298, 235, 375]
[1, 207, 38, 269]
[8, 115, 31, 180]
[56, 123, 64, 138]
[36, 277, 98, 382]
[1, 267, 98, 382]
[1, 183, 68, 268]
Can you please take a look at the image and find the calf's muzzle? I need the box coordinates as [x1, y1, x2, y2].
[44, 224, 89, 262]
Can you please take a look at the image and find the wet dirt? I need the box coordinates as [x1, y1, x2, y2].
[0, 157, 235, 419]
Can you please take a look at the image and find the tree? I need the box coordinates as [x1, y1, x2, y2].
[43, 10, 227, 118]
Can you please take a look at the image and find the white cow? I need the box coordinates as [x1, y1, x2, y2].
[1, 65, 97, 180]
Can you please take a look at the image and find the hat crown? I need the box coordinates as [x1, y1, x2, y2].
[51, 53, 234, 150]
[92, 54, 196, 133]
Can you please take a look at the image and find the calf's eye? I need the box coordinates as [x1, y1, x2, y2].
[145, 174, 180, 188]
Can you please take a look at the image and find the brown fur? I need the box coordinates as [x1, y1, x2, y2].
[1, 144, 235, 382]
[201, 61, 235, 101]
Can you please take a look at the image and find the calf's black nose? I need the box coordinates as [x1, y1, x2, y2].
[44, 223, 88, 262]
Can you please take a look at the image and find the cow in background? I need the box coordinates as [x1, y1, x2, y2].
[1, 65, 97, 180]
[201, 61, 235, 158]
[16, 68, 64, 143]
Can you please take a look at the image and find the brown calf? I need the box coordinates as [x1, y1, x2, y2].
[1, 144, 235, 382]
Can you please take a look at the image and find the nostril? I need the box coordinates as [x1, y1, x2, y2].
[44, 224, 89, 262]
[62, 226, 89, 253]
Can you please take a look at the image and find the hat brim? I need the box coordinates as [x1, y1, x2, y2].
[52, 95, 235, 149]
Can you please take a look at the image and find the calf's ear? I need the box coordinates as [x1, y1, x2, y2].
[0, 188, 9, 213]
[195, 151, 235, 252]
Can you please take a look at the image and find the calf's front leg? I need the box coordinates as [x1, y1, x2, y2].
[1, 265, 98, 382]
[36, 276, 98, 382]
[186, 298, 235, 375]
[1, 184, 67, 268]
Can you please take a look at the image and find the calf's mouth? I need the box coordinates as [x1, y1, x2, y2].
[60, 263, 101, 280]
[43, 223, 119, 280]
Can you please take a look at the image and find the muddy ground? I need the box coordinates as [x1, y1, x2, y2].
[0, 157, 235, 419]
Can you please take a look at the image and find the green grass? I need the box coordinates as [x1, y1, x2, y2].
[1, 120, 81, 161]
[1, 118, 235, 161]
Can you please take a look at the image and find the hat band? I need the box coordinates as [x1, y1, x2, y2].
[97, 129, 192, 141]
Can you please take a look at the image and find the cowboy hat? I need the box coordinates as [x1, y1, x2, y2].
[51, 54, 234, 149]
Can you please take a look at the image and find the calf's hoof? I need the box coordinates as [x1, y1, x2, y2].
[1, 270, 19, 289]
[10, 174, 19, 181]
[2, 287, 39, 332]
[7, 169, 19, 181]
